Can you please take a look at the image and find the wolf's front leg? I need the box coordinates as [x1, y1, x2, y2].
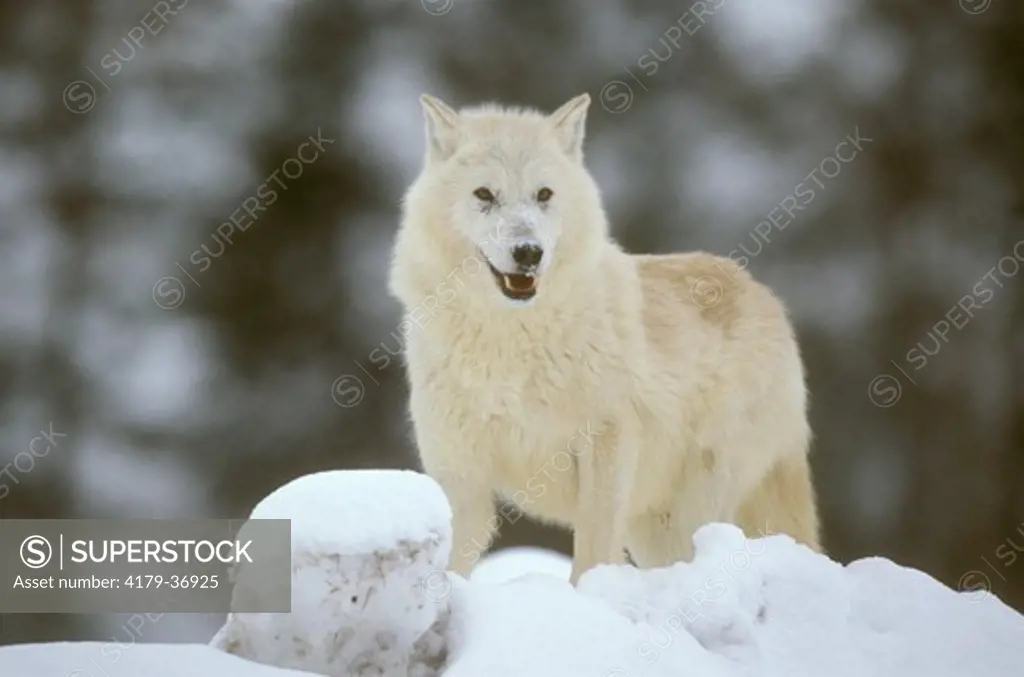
[426, 468, 497, 578]
[412, 408, 499, 578]
[570, 423, 638, 584]
[447, 485, 498, 577]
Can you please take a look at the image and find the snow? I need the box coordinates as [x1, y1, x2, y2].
[1, 642, 313, 677]
[576, 524, 1024, 677]
[469, 545, 572, 584]
[442, 576, 727, 677]
[213, 469, 453, 676]
[248, 469, 453, 555]
[4, 470, 1023, 677]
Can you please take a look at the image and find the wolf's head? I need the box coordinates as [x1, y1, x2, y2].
[393, 94, 608, 309]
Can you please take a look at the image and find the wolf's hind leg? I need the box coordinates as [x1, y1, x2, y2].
[624, 510, 699, 569]
[735, 454, 821, 552]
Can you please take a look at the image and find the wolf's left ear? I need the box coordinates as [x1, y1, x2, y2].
[549, 93, 591, 161]
[420, 94, 460, 162]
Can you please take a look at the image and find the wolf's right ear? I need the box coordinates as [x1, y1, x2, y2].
[549, 93, 591, 161]
[420, 94, 460, 162]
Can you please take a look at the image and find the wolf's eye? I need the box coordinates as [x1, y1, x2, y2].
[536, 187, 553, 203]
[473, 187, 496, 202]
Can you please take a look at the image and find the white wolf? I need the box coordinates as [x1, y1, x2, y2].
[389, 93, 820, 583]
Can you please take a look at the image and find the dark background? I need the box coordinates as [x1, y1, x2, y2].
[1, 0, 1021, 646]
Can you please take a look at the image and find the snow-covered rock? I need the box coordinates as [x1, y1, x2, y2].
[210, 469, 453, 677]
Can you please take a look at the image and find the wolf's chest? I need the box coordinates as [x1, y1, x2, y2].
[426, 338, 585, 416]
[406, 309, 614, 432]
[438, 363, 568, 428]
[409, 336, 577, 445]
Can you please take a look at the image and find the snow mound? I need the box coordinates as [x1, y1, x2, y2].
[1, 642, 311, 677]
[212, 469, 453, 677]
[469, 546, 572, 584]
[575, 523, 1024, 677]
[248, 468, 452, 554]
[4, 470, 1023, 677]
[443, 575, 728, 677]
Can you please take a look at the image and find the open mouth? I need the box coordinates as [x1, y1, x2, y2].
[483, 259, 538, 302]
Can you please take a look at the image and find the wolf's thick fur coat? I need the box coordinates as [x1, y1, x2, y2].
[389, 93, 820, 583]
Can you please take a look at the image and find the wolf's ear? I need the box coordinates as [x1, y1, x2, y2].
[549, 93, 591, 161]
[420, 94, 460, 162]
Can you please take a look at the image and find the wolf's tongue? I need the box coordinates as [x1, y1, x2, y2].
[503, 274, 536, 292]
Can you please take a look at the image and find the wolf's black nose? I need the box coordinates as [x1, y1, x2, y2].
[512, 242, 543, 268]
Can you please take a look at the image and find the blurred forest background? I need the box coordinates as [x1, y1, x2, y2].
[1, 0, 1022, 647]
